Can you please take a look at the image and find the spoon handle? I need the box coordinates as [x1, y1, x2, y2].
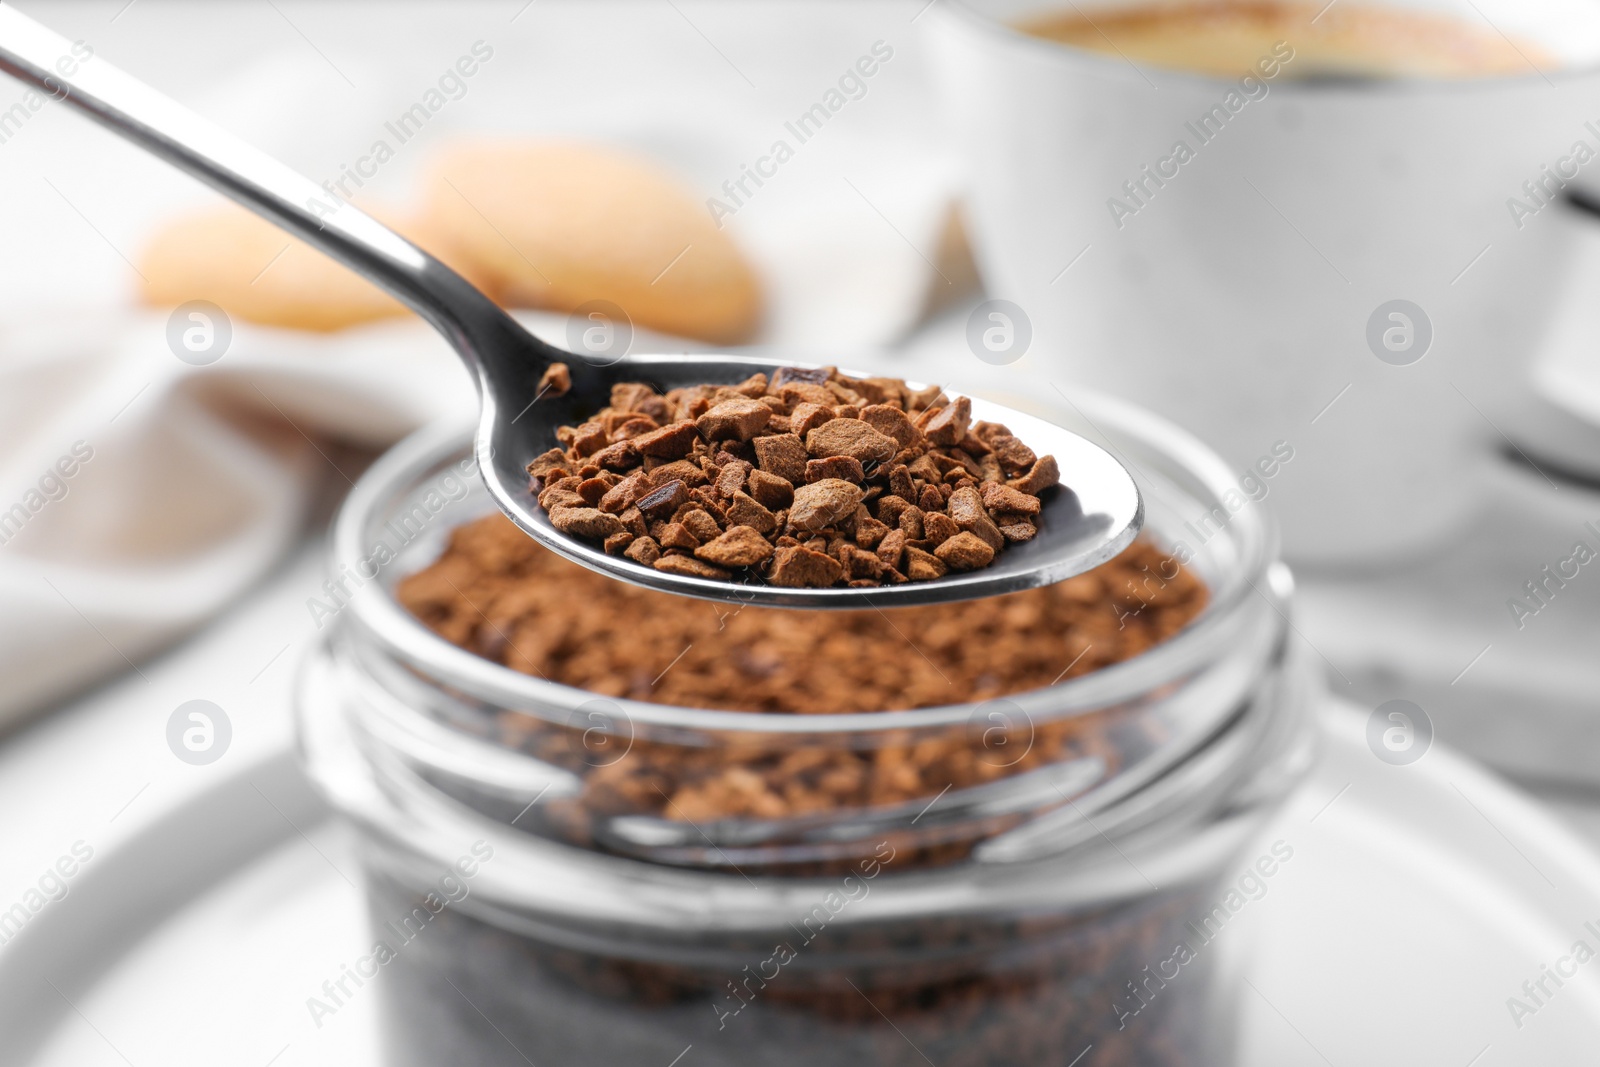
[0, 6, 528, 379]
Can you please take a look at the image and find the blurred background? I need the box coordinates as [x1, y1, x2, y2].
[3, 1, 1600, 1064]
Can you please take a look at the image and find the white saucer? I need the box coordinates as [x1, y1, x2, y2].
[1, 549, 1597, 1066]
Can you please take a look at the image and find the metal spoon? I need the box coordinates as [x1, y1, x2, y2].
[0, 7, 1141, 609]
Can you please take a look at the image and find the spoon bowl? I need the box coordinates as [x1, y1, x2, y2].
[484, 345, 1141, 607]
[0, 7, 1141, 608]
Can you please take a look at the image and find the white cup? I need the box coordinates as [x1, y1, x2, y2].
[929, 0, 1600, 565]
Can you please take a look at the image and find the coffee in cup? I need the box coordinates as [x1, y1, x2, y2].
[1016, 1, 1553, 79]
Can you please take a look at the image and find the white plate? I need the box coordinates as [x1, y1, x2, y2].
[1, 549, 1597, 1065]
[5, 712, 1600, 1065]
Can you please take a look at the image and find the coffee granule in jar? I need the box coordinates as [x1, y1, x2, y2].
[397, 513, 1206, 857]
[525, 366, 1061, 588]
[379, 516, 1233, 1067]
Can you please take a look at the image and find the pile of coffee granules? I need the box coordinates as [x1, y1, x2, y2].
[398, 513, 1206, 845]
[383, 517, 1230, 1066]
[525, 366, 1059, 587]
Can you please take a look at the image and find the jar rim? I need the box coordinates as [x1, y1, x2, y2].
[332, 384, 1278, 737]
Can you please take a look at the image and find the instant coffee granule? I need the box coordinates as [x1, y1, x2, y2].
[398, 513, 1206, 857]
[524, 365, 1060, 588]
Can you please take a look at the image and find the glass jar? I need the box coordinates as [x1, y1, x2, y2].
[297, 388, 1315, 1067]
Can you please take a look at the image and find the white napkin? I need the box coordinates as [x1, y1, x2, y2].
[0, 1, 961, 726]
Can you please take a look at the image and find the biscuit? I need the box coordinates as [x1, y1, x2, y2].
[419, 140, 762, 344]
[138, 202, 487, 333]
